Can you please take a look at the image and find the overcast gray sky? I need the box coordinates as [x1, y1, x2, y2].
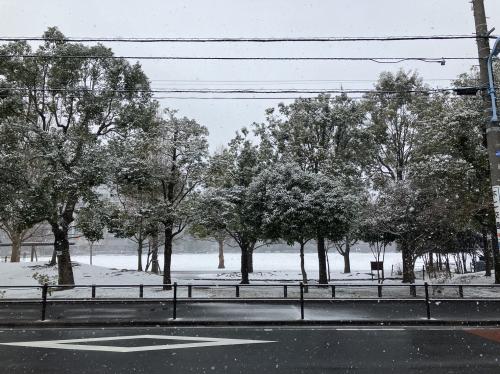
[1, 0, 500, 149]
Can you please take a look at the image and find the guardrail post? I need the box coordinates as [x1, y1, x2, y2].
[458, 285, 464, 298]
[236, 285, 240, 298]
[139, 284, 144, 298]
[188, 285, 192, 298]
[300, 282, 304, 320]
[378, 285, 383, 298]
[91, 284, 96, 299]
[283, 285, 287, 298]
[172, 282, 177, 320]
[41, 283, 48, 321]
[331, 285, 336, 298]
[424, 282, 431, 320]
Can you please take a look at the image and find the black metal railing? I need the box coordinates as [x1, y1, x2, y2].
[0, 282, 499, 322]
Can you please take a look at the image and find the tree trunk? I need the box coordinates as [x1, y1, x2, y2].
[151, 232, 159, 274]
[317, 236, 328, 284]
[461, 252, 468, 273]
[401, 241, 415, 283]
[52, 225, 74, 286]
[49, 249, 57, 266]
[240, 243, 250, 284]
[343, 238, 351, 273]
[137, 238, 143, 272]
[455, 254, 463, 274]
[482, 228, 492, 276]
[343, 253, 351, 274]
[163, 224, 173, 290]
[490, 224, 500, 284]
[299, 242, 308, 292]
[10, 232, 22, 262]
[217, 238, 225, 269]
[247, 246, 254, 273]
[326, 249, 331, 281]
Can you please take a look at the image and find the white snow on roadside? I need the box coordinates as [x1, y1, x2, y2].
[0, 252, 497, 299]
[0, 262, 164, 299]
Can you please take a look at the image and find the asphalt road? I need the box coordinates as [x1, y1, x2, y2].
[0, 326, 499, 373]
[2, 299, 500, 323]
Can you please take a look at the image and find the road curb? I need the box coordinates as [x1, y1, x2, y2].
[1, 319, 499, 328]
[3, 298, 500, 304]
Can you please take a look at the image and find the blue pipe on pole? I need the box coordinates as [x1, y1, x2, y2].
[487, 37, 500, 123]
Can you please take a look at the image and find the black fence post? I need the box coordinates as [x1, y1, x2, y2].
[236, 285, 240, 298]
[91, 284, 96, 299]
[422, 265, 425, 281]
[139, 284, 144, 298]
[188, 285, 192, 298]
[300, 282, 304, 320]
[41, 283, 48, 321]
[378, 285, 383, 298]
[458, 285, 464, 298]
[172, 282, 177, 320]
[283, 285, 287, 298]
[331, 285, 336, 298]
[424, 282, 431, 320]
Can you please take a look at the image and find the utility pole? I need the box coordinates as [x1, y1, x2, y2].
[472, 0, 500, 283]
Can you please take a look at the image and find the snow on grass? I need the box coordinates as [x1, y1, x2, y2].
[38, 251, 408, 275]
[0, 262, 164, 299]
[426, 271, 500, 299]
[0, 252, 498, 299]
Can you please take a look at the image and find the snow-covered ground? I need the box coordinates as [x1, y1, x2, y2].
[36, 251, 411, 275]
[0, 252, 497, 299]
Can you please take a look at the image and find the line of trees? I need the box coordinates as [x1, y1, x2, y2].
[1, 28, 499, 286]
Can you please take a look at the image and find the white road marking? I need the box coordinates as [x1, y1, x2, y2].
[335, 328, 405, 331]
[0, 334, 275, 353]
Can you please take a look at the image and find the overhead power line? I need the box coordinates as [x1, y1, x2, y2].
[154, 96, 354, 100]
[149, 78, 461, 83]
[153, 95, 483, 100]
[2, 86, 482, 94]
[0, 34, 493, 43]
[0, 54, 479, 64]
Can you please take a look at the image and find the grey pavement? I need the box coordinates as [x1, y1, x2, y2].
[1, 299, 500, 323]
[0, 326, 499, 373]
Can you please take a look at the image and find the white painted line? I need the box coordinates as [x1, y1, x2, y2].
[335, 328, 405, 331]
[0, 334, 275, 353]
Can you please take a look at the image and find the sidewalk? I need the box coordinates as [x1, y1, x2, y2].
[1, 299, 500, 325]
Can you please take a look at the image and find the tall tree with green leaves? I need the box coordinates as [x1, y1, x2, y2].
[147, 110, 209, 288]
[197, 129, 263, 284]
[0, 28, 153, 284]
[0, 118, 47, 261]
[415, 79, 500, 282]
[107, 124, 159, 272]
[249, 162, 353, 286]
[256, 94, 365, 284]
[364, 70, 434, 282]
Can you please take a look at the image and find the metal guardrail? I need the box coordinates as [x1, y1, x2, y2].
[1, 282, 499, 322]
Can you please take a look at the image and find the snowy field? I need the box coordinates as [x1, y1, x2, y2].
[35, 251, 410, 276]
[0, 252, 497, 299]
